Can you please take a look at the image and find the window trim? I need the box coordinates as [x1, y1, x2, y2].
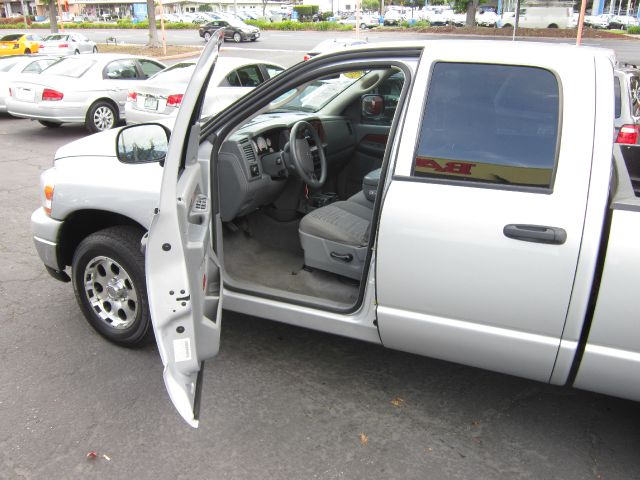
[408, 61, 564, 194]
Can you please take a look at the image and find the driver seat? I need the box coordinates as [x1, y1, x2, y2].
[299, 201, 373, 280]
[298, 169, 381, 280]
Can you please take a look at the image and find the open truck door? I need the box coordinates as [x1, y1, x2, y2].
[145, 30, 225, 428]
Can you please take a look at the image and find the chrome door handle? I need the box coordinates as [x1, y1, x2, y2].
[503, 224, 567, 245]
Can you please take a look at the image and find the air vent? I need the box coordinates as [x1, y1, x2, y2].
[240, 138, 257, 164]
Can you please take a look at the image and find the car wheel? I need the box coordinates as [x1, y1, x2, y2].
[86, 101, 117, 133]
[204, 31, 211, 42]
[71, 226, 152, 348]
[24, 48, 31, 54]
[38, 120, 62, 128]
[360, 22, 367, 29]
[92, 46, 98, 53]
[547, 23, 558, 28]
[233, 32, 242, 43]
[74, 49, 80, 54]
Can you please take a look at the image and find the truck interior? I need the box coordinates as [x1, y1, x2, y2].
[214, 66, 407, 309]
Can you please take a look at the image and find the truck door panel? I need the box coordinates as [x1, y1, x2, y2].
[376, 44, 598, 382]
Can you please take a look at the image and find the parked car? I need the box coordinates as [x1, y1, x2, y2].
[614, 65, 640, 144]
[383, 9, 403, 25]
[159, 13, 180, 22]
[585, 13, 612, 28]
[0, 33, 42, 56]
[608, 14, 640, 29]
[423, 6, 454, 25]
[499, 7, 574, 28]
[38, 33, 97, 55]
[0, 55, 59, 112]
[303, 38, 367, 61]
[125, 57, 284, 124]
[30, 35, 640, 427]
[476, 10, 498, 26]
[6, 54, 165, 132]
[199, 18, 260, 42]
[337, 14, 381, 28]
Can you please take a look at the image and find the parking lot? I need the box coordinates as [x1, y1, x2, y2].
[1, 33, 640, 479]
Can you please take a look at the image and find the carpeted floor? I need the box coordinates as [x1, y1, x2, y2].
[222, 211, 360, 305]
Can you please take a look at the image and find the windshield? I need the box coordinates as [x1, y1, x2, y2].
[272, 71, 366, 113]
[42, 57, 96, 78]
[228, 18, 248, 27]
[150, 62, 195, 83]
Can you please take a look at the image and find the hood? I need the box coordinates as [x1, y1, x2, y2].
[54, 118, 176, 161]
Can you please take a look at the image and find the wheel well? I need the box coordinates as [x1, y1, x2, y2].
[547, 23, 558, 28]
[87, 97, 120, 122]
[58, 210, 146, 267]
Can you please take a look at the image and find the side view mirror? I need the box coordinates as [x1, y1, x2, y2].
[116, 123, 170, 165]
[362, 94, 384, 118]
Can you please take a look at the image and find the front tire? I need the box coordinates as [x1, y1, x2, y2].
[204, 31, 211, 42]
[72, 226, 152, 347]
[86, 100, 117, 133]
[233, 32, 242, 42]
[360, 22, 367, 29]
[38, 120, 62, 128]
[24, 48, 31, 54]
[92, 46, 98, 53]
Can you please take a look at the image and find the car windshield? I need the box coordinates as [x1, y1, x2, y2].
[150, 62, 195, 82]
[42, 57, 96, 78]
[271, 71, 367, 113]
[0, 34, 22, 42]
[44, 34, 69, 41]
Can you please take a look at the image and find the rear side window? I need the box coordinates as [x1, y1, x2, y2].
[413, 62, 560, 190]
[138, 59, 164, 79]
[104, 59, 138, 79]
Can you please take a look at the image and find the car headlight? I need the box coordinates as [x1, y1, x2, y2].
[242, 28, 252, 33]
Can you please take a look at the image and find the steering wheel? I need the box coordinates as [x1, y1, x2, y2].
[288, 120, 327, 188]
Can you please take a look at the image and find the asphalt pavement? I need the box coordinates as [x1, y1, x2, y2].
[1, 31, 640, 480]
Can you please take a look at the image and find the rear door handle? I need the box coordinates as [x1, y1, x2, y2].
[503, 224, 567, 245]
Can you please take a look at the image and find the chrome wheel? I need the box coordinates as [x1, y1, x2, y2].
[83, 255, 139, 330]
[92, 105, 115, 131]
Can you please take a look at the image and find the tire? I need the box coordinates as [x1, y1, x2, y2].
[38, 120, 62, 128]
[547, 23, 558, 28]
[204, 31, 211, 42]
[86, 100, 117, 133]
[74, 49, 80, 54]
[24, 48, 31, 54]
[360, 23, 367, 29]
[92, 46, 98, 53]
[233, 32, 242, 43]
[503, 23, 512, 28]
[71, 226, 152, 348]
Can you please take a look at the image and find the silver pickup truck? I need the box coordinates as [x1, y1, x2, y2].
[32, 34, 640, 427]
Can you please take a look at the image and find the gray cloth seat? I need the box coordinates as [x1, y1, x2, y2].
[299, 200, 373, 280]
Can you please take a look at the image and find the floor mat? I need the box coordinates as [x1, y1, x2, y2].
[222, 212, 360, 305]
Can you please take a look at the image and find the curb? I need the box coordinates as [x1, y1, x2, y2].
[157, 49, 203, 60]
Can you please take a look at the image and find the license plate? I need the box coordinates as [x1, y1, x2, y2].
[144, 96, 158, 110]
[16, 88, 34, 101]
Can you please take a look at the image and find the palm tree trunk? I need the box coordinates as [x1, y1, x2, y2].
[48, 0, 59, 33]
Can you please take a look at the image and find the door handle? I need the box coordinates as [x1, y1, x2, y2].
[503, 224, 567, 245]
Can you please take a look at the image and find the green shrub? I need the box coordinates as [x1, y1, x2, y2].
[245, 19, 352, 31]
[628, 25, 640, 34]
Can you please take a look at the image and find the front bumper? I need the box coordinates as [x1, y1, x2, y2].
[31, 207, 65, 275]
[242, 31, 260, 40]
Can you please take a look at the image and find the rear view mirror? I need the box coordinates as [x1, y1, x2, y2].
[362, 94, 384, 118]
[116, 123, 169, 164]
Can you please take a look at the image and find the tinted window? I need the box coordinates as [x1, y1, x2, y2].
[234, 65, 263, 87]
[413, 62, 560, 189]
[104, 59, 138, 79]
[138, 59, 164, 79]
[0, 34, 23, 42]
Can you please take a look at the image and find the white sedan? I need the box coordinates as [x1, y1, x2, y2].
[0, 55, 59, 112]
[38, 33, 97, 55]
[7, 53, 165, 132]
[125, 57, 284, 124]
[338, 14, 381, 29]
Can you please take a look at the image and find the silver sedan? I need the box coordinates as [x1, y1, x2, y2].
[125, 57, 284, 124]
[6, 53, 165, 132]
[38, 33, 98, 55]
